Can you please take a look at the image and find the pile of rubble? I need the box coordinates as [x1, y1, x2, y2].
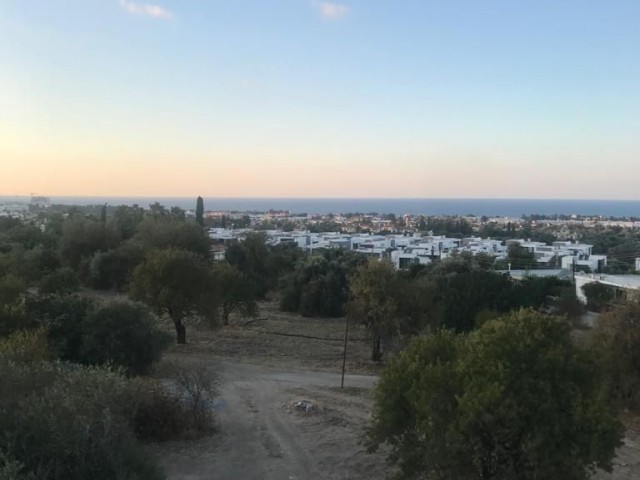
[288, 399, 318, 415]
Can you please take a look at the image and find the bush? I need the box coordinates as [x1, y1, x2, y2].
[24, 296, 169, 374]
[0, 362, 164, 480]
[127, 379, 186, 441]
[88, 243, 144, 291]
[0, 451, 36, 480]
[80, 300, 171, 375]
[582, 282, 617, 311]
[0, 328, 51, 363]
[170, 360, 218, 431]
[25, 294, 93, 361]
[0, 275, 27, 337]
[0, 360, 217, 479]
[589, 300, 640, 409]
[38, 267, 79, 295]
[368, 310, 623, 480]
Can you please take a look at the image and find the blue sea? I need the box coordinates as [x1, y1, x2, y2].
[3, 196, 640, 217]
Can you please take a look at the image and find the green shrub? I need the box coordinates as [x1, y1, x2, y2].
[80, 300, 171, 375]
[0, 450, 35, 480]
[24, 297, 169, 374]
[589, 300, 640, 409]
[24, 294, 93, 361]
[0, 275, 28, 337]
[368, 310, 623, 480]
[0, 329, 51, 363]
[38, 267, 79, 295]
[0, 362, 164, 480]
[582, 282, 617, 311]
[88, 244, 144, 291]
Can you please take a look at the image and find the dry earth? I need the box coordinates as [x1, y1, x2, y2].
[150, 302, 640, 480]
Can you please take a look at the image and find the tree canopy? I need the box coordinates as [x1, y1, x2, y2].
[130, 249, 217, 344]
[368, 310, 623, 480]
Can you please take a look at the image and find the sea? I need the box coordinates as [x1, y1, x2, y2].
[3, 196, 640, 218]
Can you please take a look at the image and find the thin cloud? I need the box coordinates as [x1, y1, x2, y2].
[314, 2, 349, 20]
[120, 0, 173, 19]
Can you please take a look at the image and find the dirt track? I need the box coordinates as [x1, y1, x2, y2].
[152, 305, 640, 480]
[156, 361, 387, 480]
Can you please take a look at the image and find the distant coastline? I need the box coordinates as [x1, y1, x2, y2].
[2, 196, 640, 218]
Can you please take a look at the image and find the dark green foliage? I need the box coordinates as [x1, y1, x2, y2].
[22, 296, 168, 374]
[418, 256, 570, 332]
[266, 243, 305, 287]
[589, 300, 640, 408]
[582, 282, 617, 311]
[59, 217, 121, 271]
[0, 275, 25, 309]
[368, 310, 623, 480]
[603, 259, 634, 274]
[0, 275, 27, 337]
[350, 259, 416, 361]
[88, 242, 144, 291]
[134, 218, 211, 259]
[0, 245, 60, 284]
[38, 267, 79, 295]
[195, 196, 204, 227]
[416, 217, 473, 237]
[111, 205, 145, 240]
[80, 301, 171, 375]
[0, 221, 50, 251]
[307, 221, 341, 233]
[215, 263, 258, 325]
[607, 240, 640, 266]
[434, 269, 513, 331]
[24, 294, 93, 361]
[506, 243, 537, 269]
[0, 450, 36, 480]
[509, 275, 567, 310]
[555, 286, 585, 321]
[0, 362, 165, 480]
[225, 233, 270, 297]
[477, 222, 516, 239]
[280, 250, 365, 318]
[0, 328, 52, 363]
[130, 249, 217, 343]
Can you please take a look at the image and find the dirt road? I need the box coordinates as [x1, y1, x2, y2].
[156, 361, 388, 480]
[153, 306, 640, 480]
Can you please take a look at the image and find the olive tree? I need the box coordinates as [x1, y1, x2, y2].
[368, 310, 623, 479]
[130, 249, 217, 344]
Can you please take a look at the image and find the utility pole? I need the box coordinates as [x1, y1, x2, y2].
[341, 291, 351, 389]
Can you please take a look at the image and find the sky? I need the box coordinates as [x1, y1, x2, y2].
[1, 0, 639, 199]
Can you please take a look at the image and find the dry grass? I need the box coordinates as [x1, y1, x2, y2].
[171, 301, 386, 375]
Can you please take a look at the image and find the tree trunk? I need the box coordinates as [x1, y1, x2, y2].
[175, 320, 186, 344]
[222, 305, 230, 326]
[372, 334, 382, 362]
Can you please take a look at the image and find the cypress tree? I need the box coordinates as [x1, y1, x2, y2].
[196, 196, 204, 226]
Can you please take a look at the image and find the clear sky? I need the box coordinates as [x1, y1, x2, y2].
[1, 0, 639, 198]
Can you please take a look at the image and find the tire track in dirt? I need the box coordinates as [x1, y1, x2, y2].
[158, 362, 379, 480]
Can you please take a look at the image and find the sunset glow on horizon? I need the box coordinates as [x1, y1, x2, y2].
[2, 1, 639, 199]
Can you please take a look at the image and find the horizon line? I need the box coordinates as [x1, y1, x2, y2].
[3, 195, 640, 202]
